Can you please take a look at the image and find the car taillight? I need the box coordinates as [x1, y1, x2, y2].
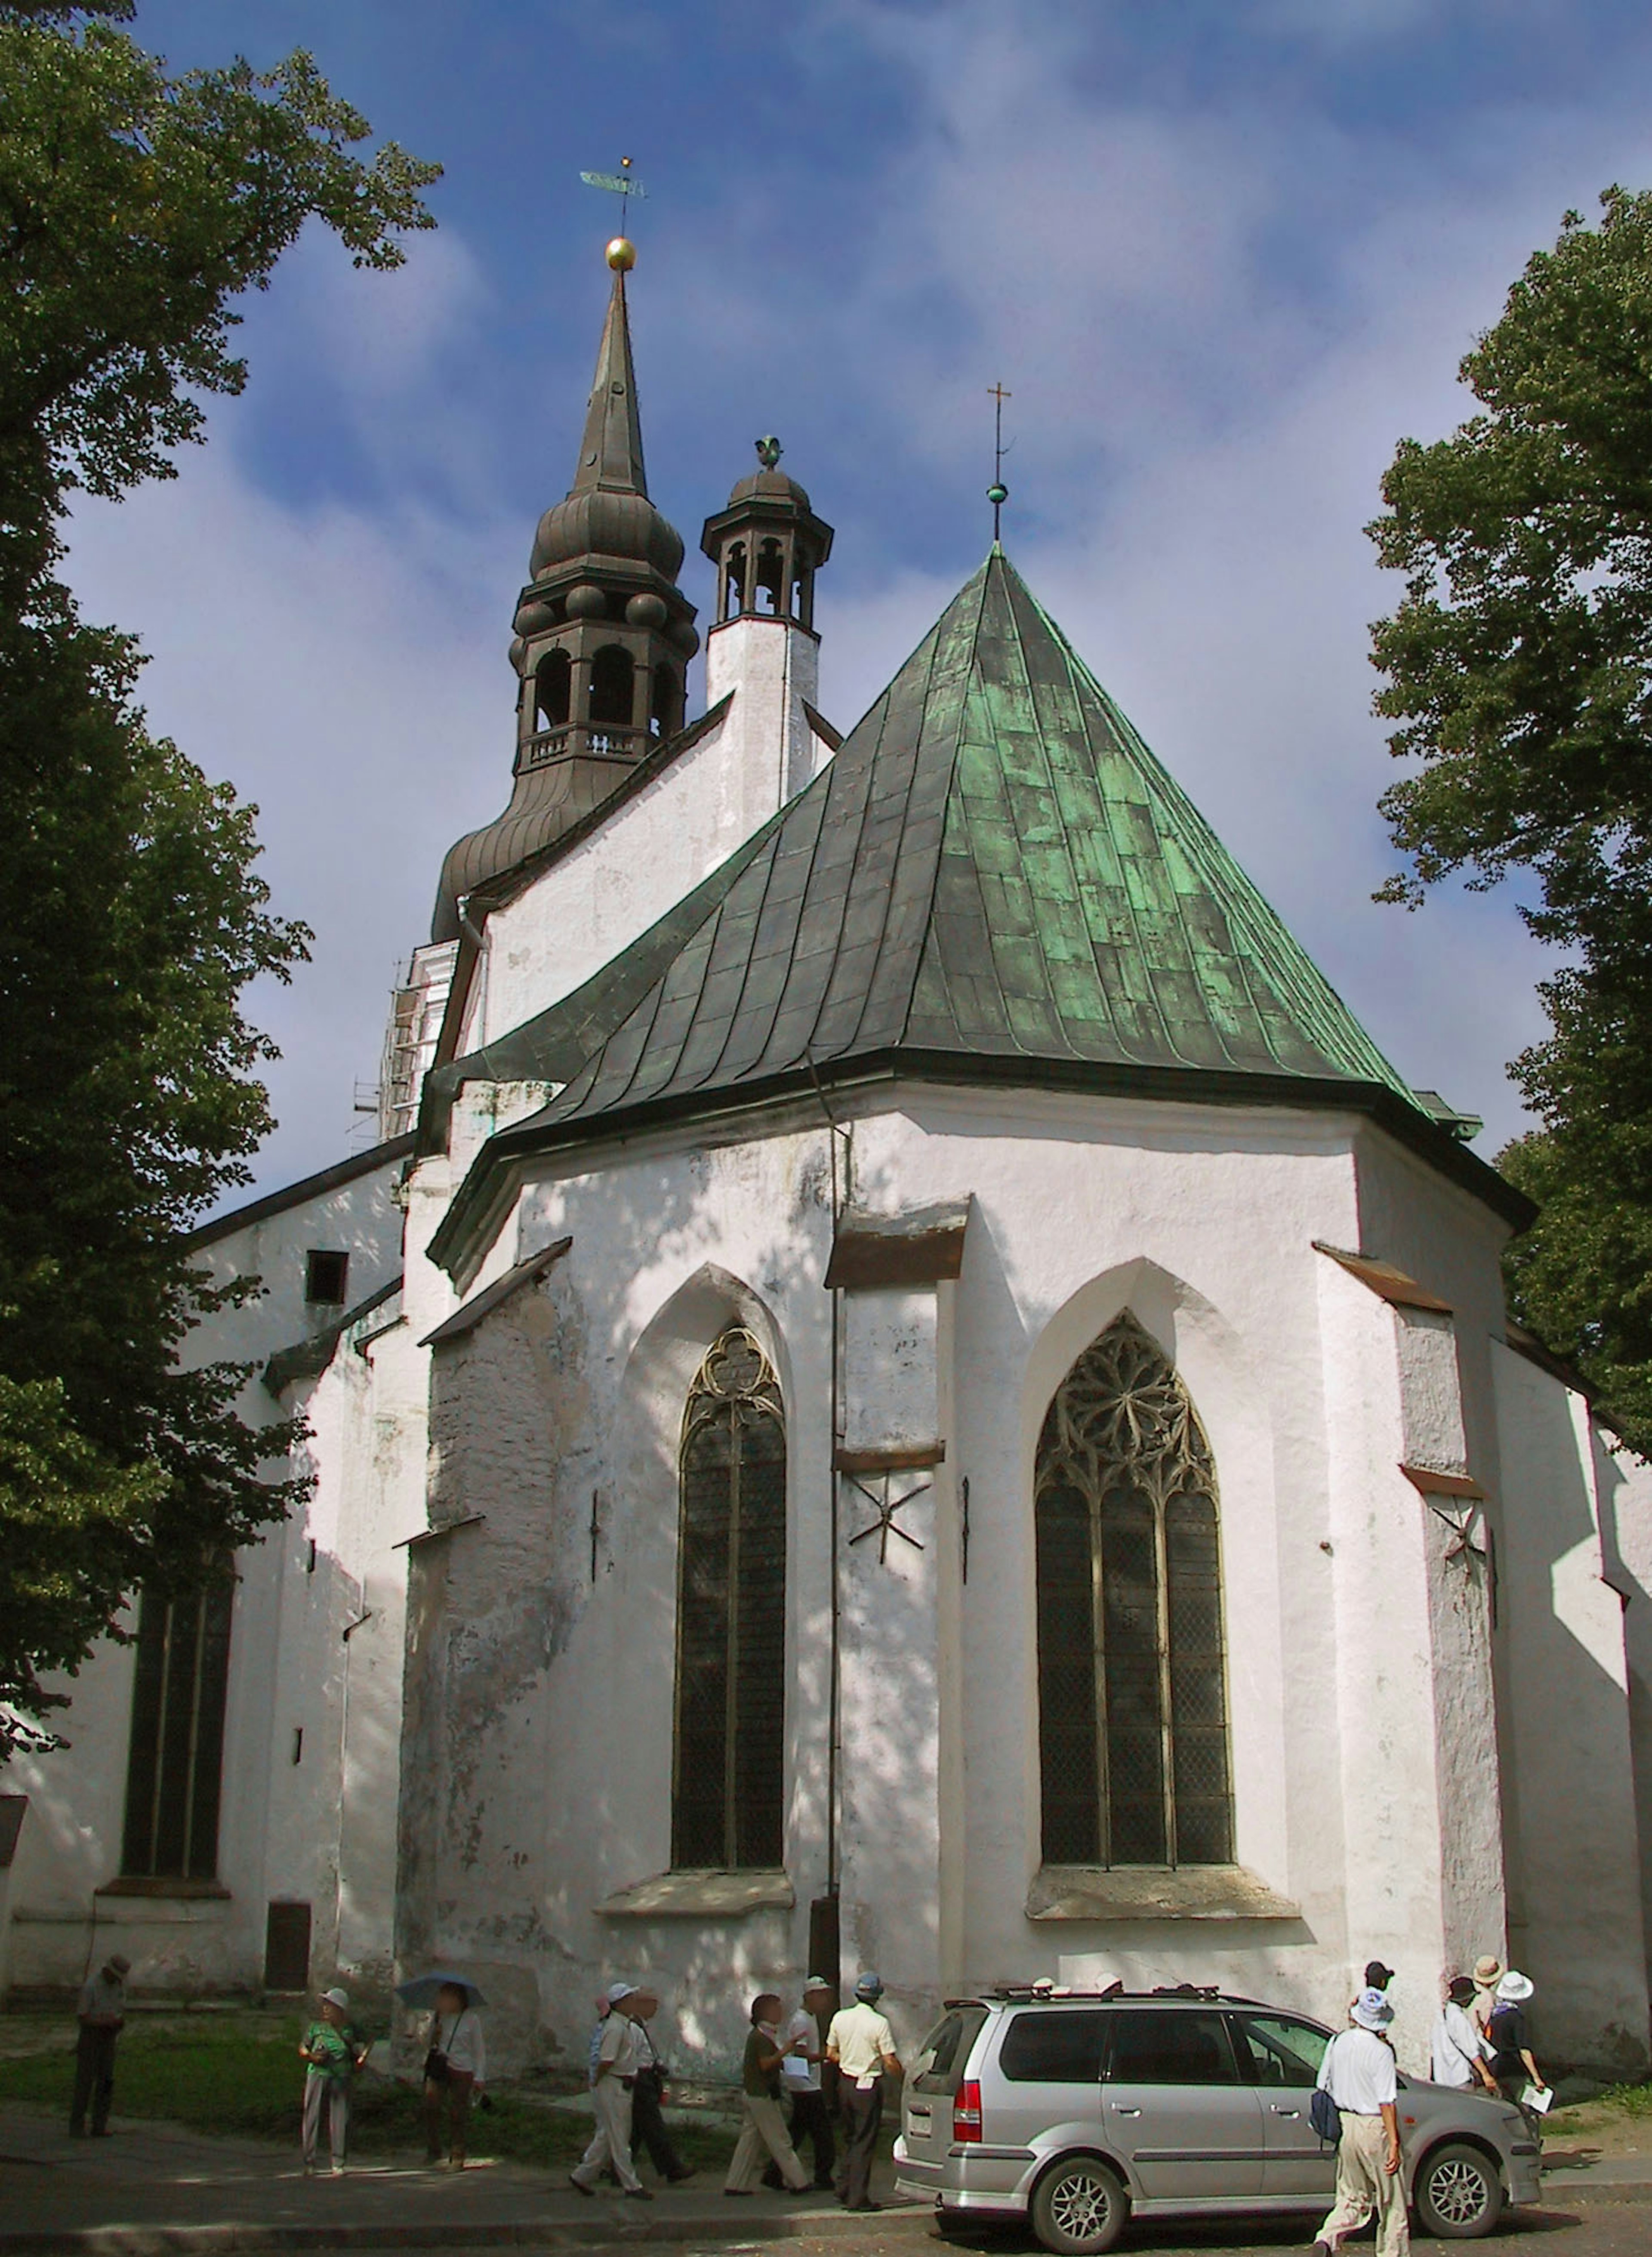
[953, 2079, 983, 2144]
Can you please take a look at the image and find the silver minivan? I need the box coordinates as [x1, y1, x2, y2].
[894, 1987, 1544, 2254]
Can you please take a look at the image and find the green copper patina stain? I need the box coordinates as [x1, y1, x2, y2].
[529, 546, 1416, 1126]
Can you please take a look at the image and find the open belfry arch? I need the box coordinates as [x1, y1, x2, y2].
[3, 230, 1651, 2091]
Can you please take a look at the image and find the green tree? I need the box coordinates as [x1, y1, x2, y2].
[0, 1, 438, 1748]
[1368, 185, 1652, 1452]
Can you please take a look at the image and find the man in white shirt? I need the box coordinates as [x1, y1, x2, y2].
[1430, 1976, 1498, 2093]
[569, 1981, 652, 2201]
[777, 1976, 836, 2190]
[826, 1970, 901, 2214]
[1313, 1987, 1409, 2257]
[69, 1953, 129, 2137]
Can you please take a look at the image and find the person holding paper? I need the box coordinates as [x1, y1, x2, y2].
[826, 1970, 901, 2214]
[1487, 1970, 1550, 2118]
[723, 1992, 812, 2195]
[777, 1976, 837, 2189]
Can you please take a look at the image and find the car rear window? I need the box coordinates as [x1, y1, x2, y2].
[1105, 2010, 1239, 2085]
[998, 2010, 1107, 2084]
[909, 2006, 989, 2096]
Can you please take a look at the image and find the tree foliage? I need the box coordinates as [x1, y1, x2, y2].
[0, 3, 438, 1748]
[1368, 186, 1652, 1452]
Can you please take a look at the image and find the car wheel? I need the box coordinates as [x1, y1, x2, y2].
[1029, 2154, 1129, 2255]
[1413, 2140, 1504, 2238]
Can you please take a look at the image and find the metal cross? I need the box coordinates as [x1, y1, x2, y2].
[580, 155, 648, 208]
[987, 383, 1013, 542]
[845, 1472, 930, 1565]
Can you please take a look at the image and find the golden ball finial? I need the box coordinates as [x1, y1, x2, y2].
[606, 235, 636, 272]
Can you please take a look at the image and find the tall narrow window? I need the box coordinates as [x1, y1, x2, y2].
[121, 1574, 234, 1880]
[672, 1328, 786, 1869]
[1035, 1313, 1233, 1868]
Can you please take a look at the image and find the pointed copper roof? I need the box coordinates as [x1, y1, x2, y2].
[528, 271, 682, 581]
[430, 550, 1524, 1269]
[573, 271, 648, 497]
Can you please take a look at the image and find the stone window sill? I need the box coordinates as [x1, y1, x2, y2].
[597, 1869, 795, 1918]
[97, 1877, 231, 1901]
[1026, 1864, 1300, 1922]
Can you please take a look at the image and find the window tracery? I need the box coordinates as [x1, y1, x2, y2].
[1035, 1312, 1233, 1868]
[672, 1327, 787, 1870]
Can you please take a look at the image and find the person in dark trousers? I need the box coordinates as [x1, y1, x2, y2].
[625, 1985, 693, 2183]
[69, 1953, 129, 2137]
[826, 1970, 901, 2213]
[784, 1976, 838, 2189]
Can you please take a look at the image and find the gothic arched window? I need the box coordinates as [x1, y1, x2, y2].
[672, 1328, 787, 1869]
[1035, 1312, 1233, 1869]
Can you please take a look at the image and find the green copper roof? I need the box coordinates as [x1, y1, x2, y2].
[536, 546, 1416, 1123]
[426, 546, 1535, 1277]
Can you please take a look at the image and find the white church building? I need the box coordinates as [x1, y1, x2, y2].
[5, 244, 1652, 2083]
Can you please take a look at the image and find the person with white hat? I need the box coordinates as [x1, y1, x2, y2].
[1486, 1970, 1548, 2113]
[68, 1951, 130, 2137]
[568, 1980, 651, 2201]
[826, 1970, 901, 2214]
[779, 1976, 838, 2190]
[299, 1986, 369, 2176]
[1310, 1986, 1409, 2257]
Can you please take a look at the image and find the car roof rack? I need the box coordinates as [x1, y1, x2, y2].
[974, 1981, 1251, 2005]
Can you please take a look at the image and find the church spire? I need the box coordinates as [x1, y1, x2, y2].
[570, 266, 649, 499]
[429, 241, 698, 947]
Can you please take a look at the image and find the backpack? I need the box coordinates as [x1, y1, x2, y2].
[1310, 2081, 1342, 2146]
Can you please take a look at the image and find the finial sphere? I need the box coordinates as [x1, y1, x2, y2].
[606, 236, 636, 272]
[988, 482, 1009, 506]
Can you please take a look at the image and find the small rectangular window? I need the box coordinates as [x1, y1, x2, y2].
[999, 2010, 1108, 2084]
[305, 1250, 349, 1306]
[1106, 2010, 1239, 2086]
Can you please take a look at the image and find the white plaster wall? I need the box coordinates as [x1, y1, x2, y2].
[404, 1083, 1538, 2075]
[0, 1154, 406, 1997]
[474, 622, 832, 1050]
[1598, 1434, 1652, 1997]
[1492, 1340, 1650, 2072]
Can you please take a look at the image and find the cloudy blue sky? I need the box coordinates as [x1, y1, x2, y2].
[65, 0, 1652, 1198]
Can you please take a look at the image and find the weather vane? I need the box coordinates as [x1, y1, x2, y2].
[579, 154, 647, 272]
[987, 382, 1012, 542]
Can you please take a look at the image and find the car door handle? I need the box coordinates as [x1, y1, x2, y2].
[1270, 2106, 1301, 2118]
[1112, 2106, 1142, 2116]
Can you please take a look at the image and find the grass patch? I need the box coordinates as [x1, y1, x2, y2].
[0, 2013, 899, 2176]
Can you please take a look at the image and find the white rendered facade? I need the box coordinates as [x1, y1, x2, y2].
[5, 292, 1652, 2103]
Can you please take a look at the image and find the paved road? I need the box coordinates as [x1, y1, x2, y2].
[336, 2209, 1652, 2257]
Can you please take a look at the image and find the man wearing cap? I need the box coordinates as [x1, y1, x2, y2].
[1364, 1959, 1395, 1995]
[299, 1987, 370, 2175]
[826, 1970, 901, 2214]
[69, 1951, 129, 2137]
[1312, 1986, 1409, 2257]
[780, 1977, 837, 2191]
[569, 1981, 652, 2201]
[626, 1985, 693, 2184]
[1430, 1977, 1498, 2094]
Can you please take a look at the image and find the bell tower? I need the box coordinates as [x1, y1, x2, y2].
[430, 241, 698, 946]
[700, 438, 836, 803]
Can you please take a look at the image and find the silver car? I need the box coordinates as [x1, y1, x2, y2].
[894, 1986, 1543, 2254]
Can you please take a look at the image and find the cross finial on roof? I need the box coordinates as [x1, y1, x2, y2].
[987, 383, 1012, 544]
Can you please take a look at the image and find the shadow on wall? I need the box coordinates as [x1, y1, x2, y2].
[395, 1129, 922, 2077]
[1495, 1347, 1651, 2078]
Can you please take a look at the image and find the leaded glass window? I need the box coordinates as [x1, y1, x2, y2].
[1035, 1313, 1233, 1867]
[120, 1574, 234, 1880]
[672, 1328, 787, 1869]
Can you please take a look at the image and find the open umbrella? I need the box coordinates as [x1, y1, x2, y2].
[395, 1970, 488, 2009]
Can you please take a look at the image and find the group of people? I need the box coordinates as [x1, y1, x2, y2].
[1311, 1953, 1550, 2257]
[568, 1967, 900, 2212]
[296, 1976, 486, 2175]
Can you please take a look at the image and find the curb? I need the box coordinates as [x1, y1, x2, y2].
[0, 2214, 936, 2257]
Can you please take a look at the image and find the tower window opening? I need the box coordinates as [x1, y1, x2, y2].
[724, 543, 747, 622]
[589, 643, 634, 728]
[756, 537, 785, 615]
[535, 648, 571, 731]
[651, 662, 681, 740]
